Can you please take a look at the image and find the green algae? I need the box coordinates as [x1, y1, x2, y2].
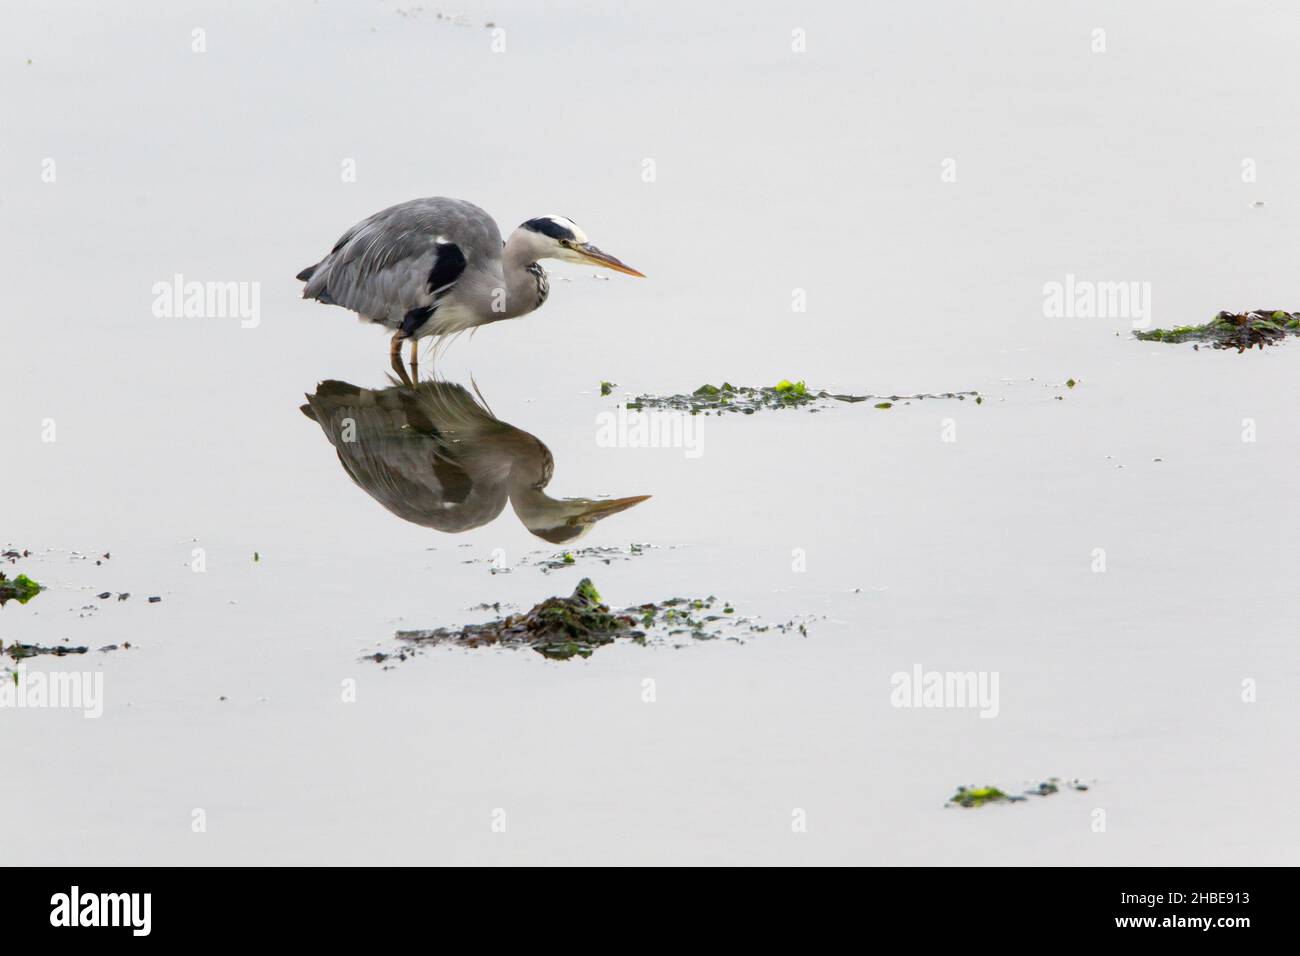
[624, 380, 980, 415]
[1134, 310, 1300, 351]
[948, 777, 1090, 809]
[949, 786, 1019, 808]
[0, 572, 42, 607]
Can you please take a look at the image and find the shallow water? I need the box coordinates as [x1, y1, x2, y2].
[3, 1, 1298, 864]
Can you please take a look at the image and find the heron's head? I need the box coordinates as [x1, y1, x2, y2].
[512, 492, 651, 544]
[514, 216, 645, 277]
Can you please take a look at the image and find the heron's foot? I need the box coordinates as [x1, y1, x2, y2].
[390, 334, 413, 386]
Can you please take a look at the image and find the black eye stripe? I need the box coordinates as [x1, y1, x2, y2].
[522, 217, 579, 241]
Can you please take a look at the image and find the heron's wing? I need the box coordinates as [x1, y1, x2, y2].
[299, 198, 502, 323]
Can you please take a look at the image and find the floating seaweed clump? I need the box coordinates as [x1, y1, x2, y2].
[385, 578, 629, 661]
[1134, 310, 1300, 351]
[375, 578, 808, 663]
[461, 542, 655, 575]
[5, 642, 89, 661]
[947, 777, 1089, 808]
[0, 572, 42, 607]
[949, 786, 1019, 808]
[625, 379, 980, 415]
[535, 543, 661, 573]
[4, 640, 128, 664]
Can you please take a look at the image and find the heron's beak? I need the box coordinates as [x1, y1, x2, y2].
[575, 494, 651, 523]
[576, 243, 645, 278]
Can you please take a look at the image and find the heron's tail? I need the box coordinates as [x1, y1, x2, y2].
[297, 261, 336, 303]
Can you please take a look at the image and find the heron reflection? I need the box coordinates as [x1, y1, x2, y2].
[300, 378, 649, 542]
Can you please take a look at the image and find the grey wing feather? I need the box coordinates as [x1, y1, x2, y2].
[299, 198, 503, 323]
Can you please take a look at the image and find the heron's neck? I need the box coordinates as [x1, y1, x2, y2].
[501, 235, 550, 319]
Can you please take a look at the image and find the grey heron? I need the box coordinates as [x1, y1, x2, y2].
[296, 198, 644, 377]
[300, 377, 649, 542]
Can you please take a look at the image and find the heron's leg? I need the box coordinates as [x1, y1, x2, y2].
[390, 333, 412, 386]
[409, 338, 419, 379]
